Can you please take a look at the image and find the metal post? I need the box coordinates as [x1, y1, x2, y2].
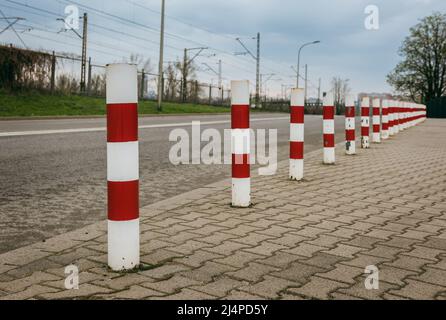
[140, 69, 145, 100]
[180, 79, 183, 102]
[182, 49, 187, 102]
[80, 13, 88, 93]
[50, 51, 56, 93]
[218, 59, 222, 104]
[304, 64, 308, 103]
[255, 32, 260, 108]
[87, 57, 92, 95]
[157, 0, 165, 112]
[297, 41, 320, 88]
[195, 80, 199, 104]
[297, 49, 301, 88]
[209, 84, 212, 105]
[221, 85, 224, 105]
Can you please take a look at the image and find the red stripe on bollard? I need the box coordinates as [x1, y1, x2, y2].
[290, 106, 305, 123]
[107, 103, 138, 143]
[323, 134, 335, 148]
[290, 141, 304, 159]
[231, 105, 250, 129]
[323, 106, 335, 119]
[107, 180, 139, 221]
[345, 107, 355, 118]
[361, 127, 369, 137]
[346, 129, 355, 141]
[232, 154, 250, 178]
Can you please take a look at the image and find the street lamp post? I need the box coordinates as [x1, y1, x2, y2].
[296, 40, 320, 88]
[157, 0, 166, 112]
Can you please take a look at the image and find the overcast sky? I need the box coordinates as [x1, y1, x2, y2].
[1, 0, 445, 98]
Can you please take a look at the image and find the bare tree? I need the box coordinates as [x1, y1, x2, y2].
[124, 54, 154, 99]
[126, 53, 153, 72]
[387, 12, 446, 103]
[175, 55, 197, 101]
[331, 77, 350, 114]
[165, 62, 179, 100]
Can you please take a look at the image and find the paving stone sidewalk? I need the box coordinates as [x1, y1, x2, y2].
[1, 119, 446, 300]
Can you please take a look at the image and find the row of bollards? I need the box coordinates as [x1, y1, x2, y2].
[105, 64, 427, 271]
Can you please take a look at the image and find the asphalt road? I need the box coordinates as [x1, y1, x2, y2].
[0, 113, 353, 253]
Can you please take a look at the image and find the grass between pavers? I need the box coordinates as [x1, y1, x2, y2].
[0, 90, 231, 117]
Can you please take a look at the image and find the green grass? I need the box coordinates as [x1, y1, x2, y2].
[0, 90, 231, 117]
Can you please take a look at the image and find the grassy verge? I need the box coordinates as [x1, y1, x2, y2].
[0, 90, 231, 117]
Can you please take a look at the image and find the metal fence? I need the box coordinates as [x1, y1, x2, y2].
[0, 44, 232, 106]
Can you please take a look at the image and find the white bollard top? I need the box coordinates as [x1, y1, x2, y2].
[231, 80, 250, 105]
[362, 97, 370, 107]
[106, 63, 138, 104]
[290, 88, 305, 106]
[345, 94, 355, 107]
[323, 92, 334, 106]
[372, 98, 381, 108]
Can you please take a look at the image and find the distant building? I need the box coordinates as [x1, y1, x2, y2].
[357, 92, 394, 101]
[306, 97, 320, 104]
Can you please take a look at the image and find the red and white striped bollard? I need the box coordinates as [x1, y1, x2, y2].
[361, 97, 370, 148]
[382, 99, 389, 140]
[393, 101, 401, 134]
[372, 98, 381, 143]
[323, 92, 335, 164]
[345, 94, 356, 155]
[231, 80, 251, 207]
[106, 63, 140, 271]
[289, 88, 305, 180]
[388, 100, 395, 136]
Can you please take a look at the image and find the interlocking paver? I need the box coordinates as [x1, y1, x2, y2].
[272, 262, 325, 284]
[316, 264, 365, 285]
[190, 276, 247, 298]
[322, 244, 365, 259]
[388, 279, 446, 300]
[214, 251, 263, 268]
[401, 245, 444, 261]
[238, 275, 299, 299]
[283, 242, 326, 258]
[341, 235, 382, 249]
[180, 261, 235, 283]
[334, 277, 399, 300]
[413, 267, 446, 287]
[174, 250, 223, 268]
[243, 241, 288, 257]
[284, 276, 349, 299]
[226, 262, 279, 282]
[140, 275, 200, 294]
